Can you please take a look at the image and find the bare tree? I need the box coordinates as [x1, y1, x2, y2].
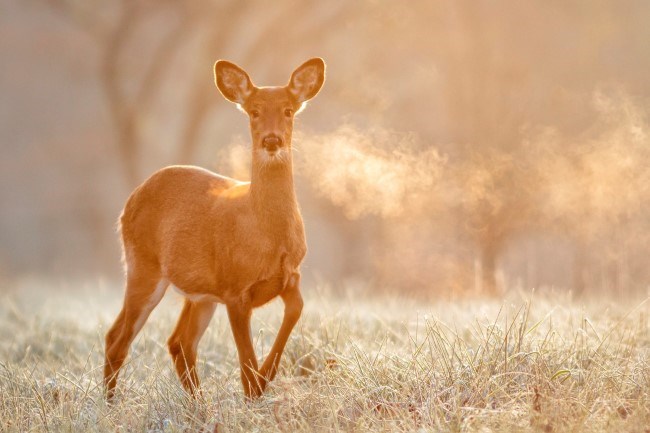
[434, 2, 542, 294]
[46, 0, 357, 188]
[534, 91, 650, 294]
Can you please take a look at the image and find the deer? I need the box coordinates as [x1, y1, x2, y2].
[103, 58, 325, 400]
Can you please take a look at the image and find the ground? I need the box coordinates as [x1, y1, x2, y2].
[0, 279, 648, 432]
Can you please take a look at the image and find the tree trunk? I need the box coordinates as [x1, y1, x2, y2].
[573, 239, 587, 295]
[480, 242, 499, 296]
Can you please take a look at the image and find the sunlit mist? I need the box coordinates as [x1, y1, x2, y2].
[297, 125, 446, 219]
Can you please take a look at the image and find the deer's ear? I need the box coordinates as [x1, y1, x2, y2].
[288, 58, 325, 103]
[214, 60, 254, 104]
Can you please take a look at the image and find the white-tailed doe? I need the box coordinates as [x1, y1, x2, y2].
[104, 58, 325, 399]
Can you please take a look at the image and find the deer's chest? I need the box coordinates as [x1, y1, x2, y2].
[222, 222, 305, 300]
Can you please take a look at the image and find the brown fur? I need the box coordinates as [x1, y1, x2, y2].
[104, 58, 325, 400]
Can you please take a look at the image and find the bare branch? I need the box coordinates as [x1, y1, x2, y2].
[134, 3, 196, 114]
[42, 0, 110, 42]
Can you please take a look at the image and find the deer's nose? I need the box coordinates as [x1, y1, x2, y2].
[262, 135, 283, 151]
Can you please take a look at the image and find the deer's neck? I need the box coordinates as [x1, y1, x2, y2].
[249, 157, 299, 230]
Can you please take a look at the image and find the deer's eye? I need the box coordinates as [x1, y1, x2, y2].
[284, 108, 293, 118]
[250, 109, 260, 119]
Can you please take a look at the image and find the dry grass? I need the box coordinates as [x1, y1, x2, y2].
[0, 279, 648, 432]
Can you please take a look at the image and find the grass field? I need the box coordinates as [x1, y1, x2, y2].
[0, 279, 648, 432]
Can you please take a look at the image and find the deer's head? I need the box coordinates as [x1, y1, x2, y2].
[215, 58, 325, 167]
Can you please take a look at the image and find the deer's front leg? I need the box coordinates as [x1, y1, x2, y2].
[259, 273, 304, 384]
[226, 302, 262, 399]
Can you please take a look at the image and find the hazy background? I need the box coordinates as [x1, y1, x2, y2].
[2, 0, 650, 296]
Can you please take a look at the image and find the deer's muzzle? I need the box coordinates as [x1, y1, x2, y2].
[262, 135, 283, 152]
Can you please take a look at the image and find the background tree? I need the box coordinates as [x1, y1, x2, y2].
[534, 90, 650, 293]
[45, 0, 357, 188]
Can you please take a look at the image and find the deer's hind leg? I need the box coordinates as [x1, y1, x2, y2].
[104, 261, 167, 400]
[167, 298, 217, 395]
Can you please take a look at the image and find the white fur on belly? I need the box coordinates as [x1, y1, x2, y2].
[172, 285, 223, 304]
